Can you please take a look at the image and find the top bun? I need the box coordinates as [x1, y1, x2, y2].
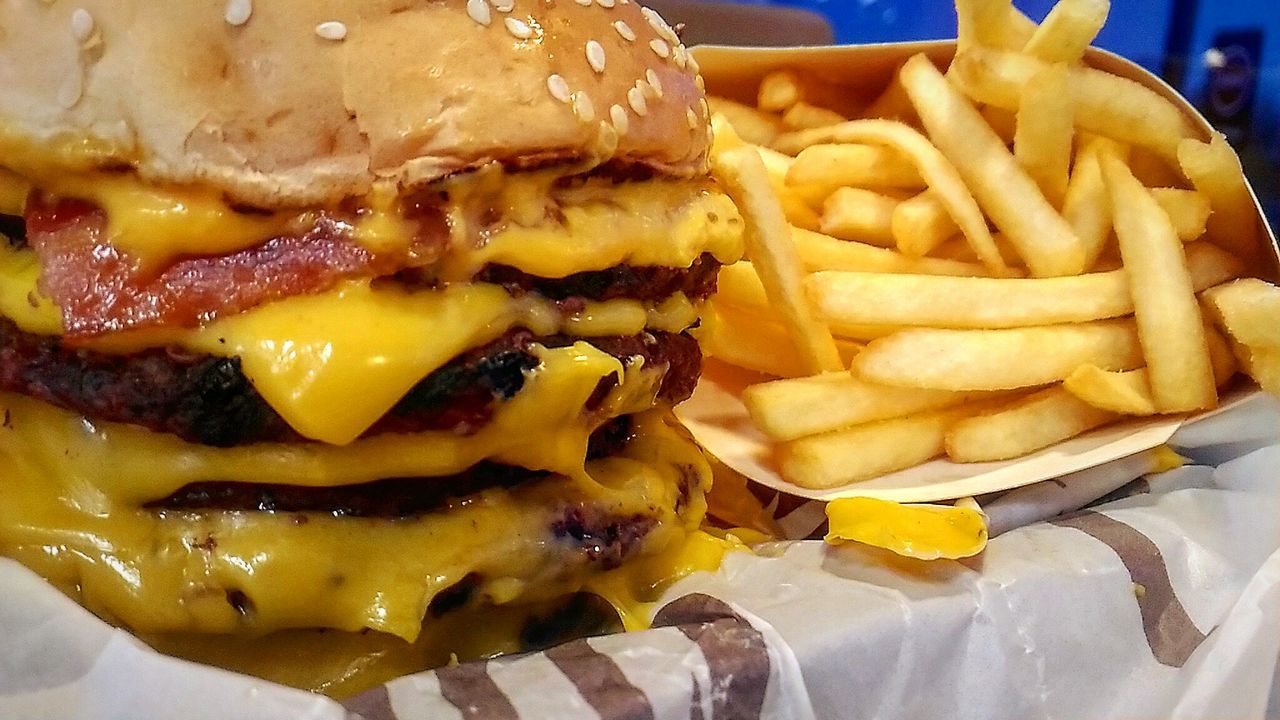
[0, 0, 710, 208]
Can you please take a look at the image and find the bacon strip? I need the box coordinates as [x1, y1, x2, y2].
[25, 195, 446, 337]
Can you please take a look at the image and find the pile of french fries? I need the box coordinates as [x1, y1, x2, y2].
[705, 0, 1278, 491]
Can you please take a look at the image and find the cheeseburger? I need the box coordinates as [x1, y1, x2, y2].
[0, 0, 743, 695]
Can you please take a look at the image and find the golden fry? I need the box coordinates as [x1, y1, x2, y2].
[744, 373, 987, 441]
[783, 102, 847, 130]
[951, 47, 1197, 160]
[777, 118, 1011, 275]
[1150, 188, 1210, 242]
[786, 143, 924, 190]
[853, 320, 1144, 391]
[1061, 144, 1113, 267]
[711, 147, 844, 373]
[792, 226, 991, 276]
[1178, 133, 1263, 265]
[1202, 278, 1280, 349]
[893, 190, 959, 257]
[821, 187, 899, 246]
[1063, 365, 1158, 415]
[1023, 0, 1110, 64]
[900, 54, 1084, 276]
[1100, 151, 1216, 412]
[753, 145, 824, 231]
[703, 302, 860, 378]
[781, 404, 978, 488]
[807, 244, 1237, 329]
[1014, 62, 1074, 207]
[945, 387, 1117, 463]
[708, 97, 784, 147]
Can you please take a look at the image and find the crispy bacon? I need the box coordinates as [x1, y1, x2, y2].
[25, 195, 448, 338]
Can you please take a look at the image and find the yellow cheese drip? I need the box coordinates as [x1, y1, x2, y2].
[441, 177, 745, 280]
[0, 359, 693, 640]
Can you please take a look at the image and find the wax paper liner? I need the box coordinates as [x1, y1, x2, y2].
[2, 398, 1277, 719]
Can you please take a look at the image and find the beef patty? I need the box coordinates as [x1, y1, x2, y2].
[0, 320, 701, 447]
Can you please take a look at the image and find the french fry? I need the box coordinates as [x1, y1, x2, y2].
[783, 102, 847, 130]
[1023, 0, 1110, 64]
[861, 71, 917, 123]
[711, 146, 844, 373]
[743, 373, 988, 441]
[853, 320, 1143, 391]
[1061, 144, 1113, 266]
[708, 97, 784, 147]
[821, 187, 899, 246]
[956, 0, 1037, 51]
[807, 243, 1239, 329]
[893, 191, 959, 257]
[1100, 151, 1217, 412]
[950, 46, 1197, 160]
[1236, 344, 1280, 398]
[1129, 147, 1186, 188]
[932, 234, 1024, 267]
[777, 118, 1011, 276]
[780, 404, 980, 488]
[1202, 278, 1280, 349]
[981, 105, 1018, 146]
[753, 144, 823, 231]
[1178, 133, 1262, 265]
[715, 262, 899, 341]
[1066, 328, 1240, 415]
[785, 143, 925, 190]
[945, 387, 1117, 463]
[1063, 365, 1158, 415]
[792, 226, 991, 276]
[1150, 188, 1210, 242]
[758, 70, 807, 112]
[1205, 324, 1240, 386]
[757, 69, 856, 115]
[1014, 62, 1074, 207]
[899, 54, 1085, 277]
[703, 302, 861, 378]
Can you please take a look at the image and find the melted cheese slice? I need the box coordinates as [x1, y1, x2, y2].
[0, 242, 702, 444]
[0, 143, 744, 280]
[0, 396, 716, 643]
[440, 177, 744, 280]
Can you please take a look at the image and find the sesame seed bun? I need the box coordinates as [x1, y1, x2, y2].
[0, 0, 710, 208]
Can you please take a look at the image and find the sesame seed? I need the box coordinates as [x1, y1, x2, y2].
[596, 0, 616, 7]
[572, 92, 595, 122]
[224, 0, 252, 26]
[69, 8, 94, 42]
[315, 21, 347, 40]
[641, 6, 678, 44]
[686, 108, 697, 129]
[610, 104, 629, 135]
[695, 74, 705, 91]
[490, 0, 515, 10]
[574, 0, 592, 5]
[648, 38, 669, 58]
[466, 0, 492, 25]
[673, 44, 687, 69]
[57, 71, 83, 108]
[612, 20, 635, 42]
[699, 97, 709, 117]
[504, 17, 533, 39]
[627, 86, 648, 116]
[547, 74, 571, 103]
[585, 40, 606, 73]
[645, 68, 663, 97]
